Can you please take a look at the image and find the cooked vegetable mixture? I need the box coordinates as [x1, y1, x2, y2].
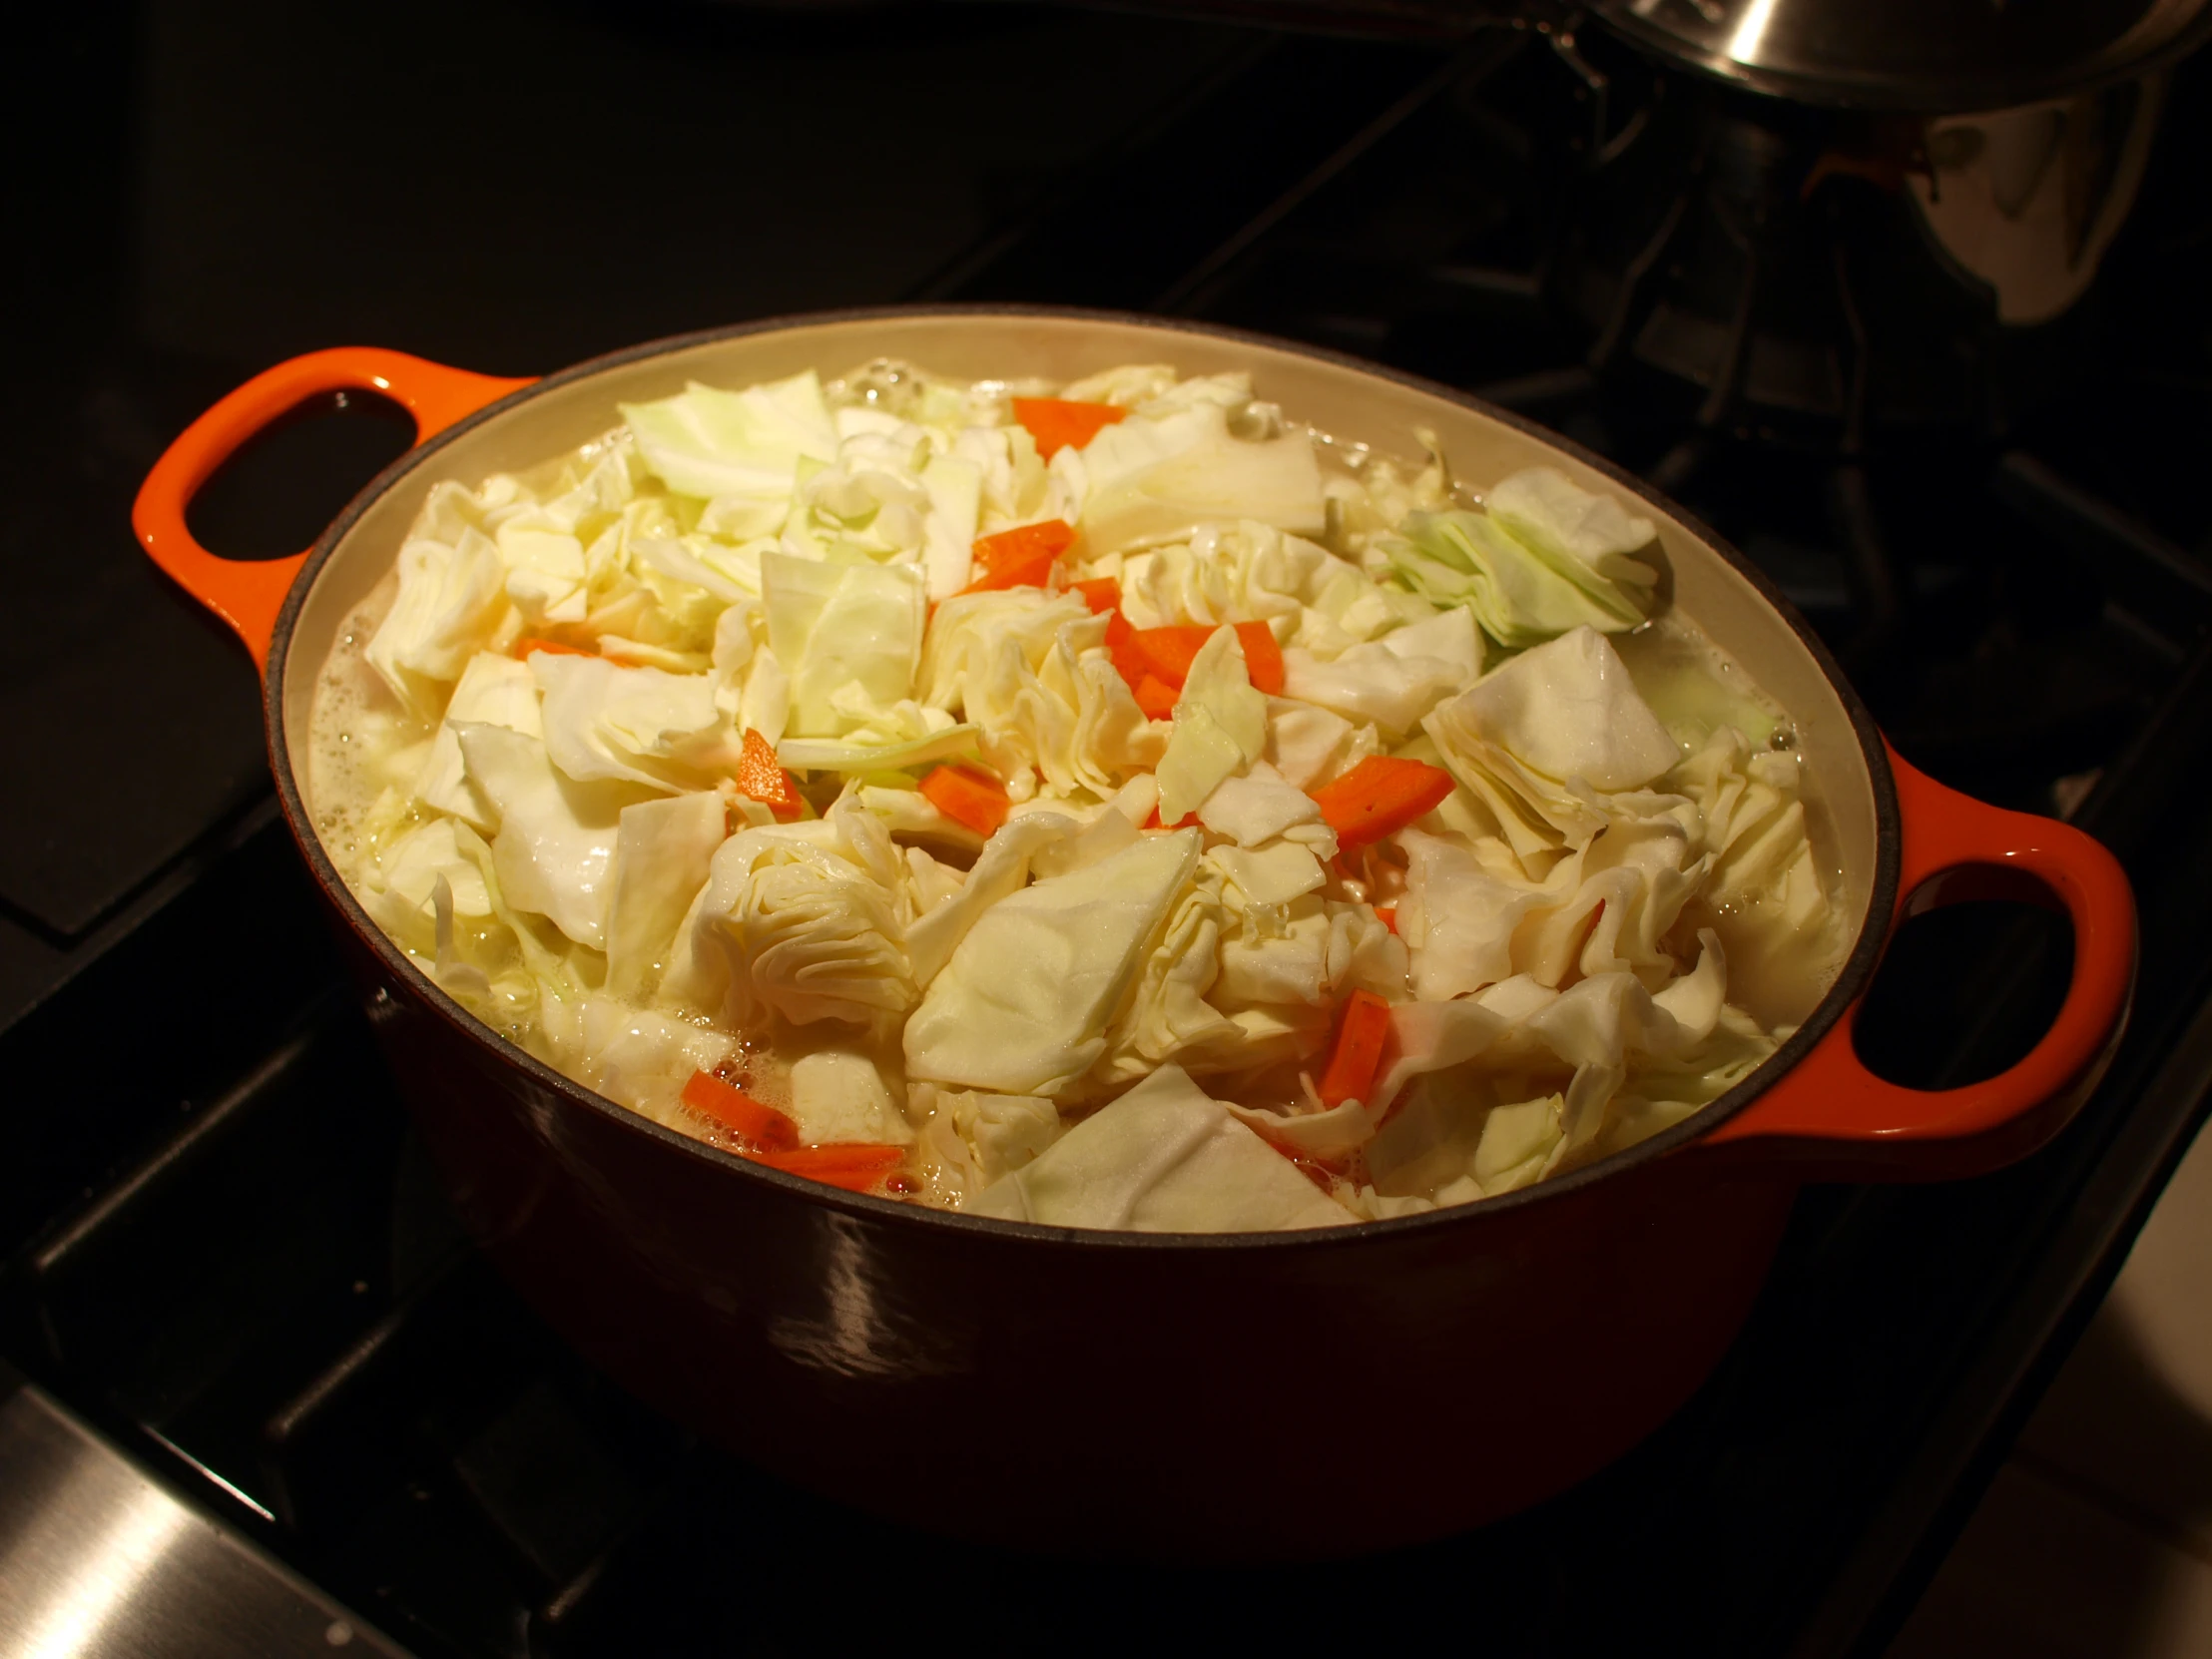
[309, 360, 1843, 1230]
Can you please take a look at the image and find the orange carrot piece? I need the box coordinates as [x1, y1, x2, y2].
[1375, 905, 1398, 935]
[1072, 578, 1121, 615]
[972, 518, 1076, 576]
[1143, 803, 1197, 830]
[1318, 990, 1394, 1110]
[959, 546, 1062, 595]
[514, 636, 594, 658]
[1104, 609, 1150, 693]
[1127, 624, 1219, 687]
[919, 764, 1011, 837]
[737, 728, 805, 820]
[1234, 621, 1285, 695]
[1308, 756, 1456, 848]
[1127, 621, 1277, 689]
[1133, 674, 1180, 721]
[750, 1143, 907, 1193]
[1012, 397, 1128, 459]
[682, 1071, 800, 1150]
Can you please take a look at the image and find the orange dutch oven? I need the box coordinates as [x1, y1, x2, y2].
[133, 309, 2135, 1557]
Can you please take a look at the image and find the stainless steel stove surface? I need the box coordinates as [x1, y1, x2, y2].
[6, 7, 2212, 1655]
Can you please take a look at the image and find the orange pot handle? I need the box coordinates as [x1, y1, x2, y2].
[132, 347, 535, 673]
[1701, 743, 2135, 1181]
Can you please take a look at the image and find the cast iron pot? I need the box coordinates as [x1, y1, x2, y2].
[133, 308, 2134, 1558]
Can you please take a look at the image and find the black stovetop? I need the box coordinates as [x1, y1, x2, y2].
[7, 7, 2212, 1656]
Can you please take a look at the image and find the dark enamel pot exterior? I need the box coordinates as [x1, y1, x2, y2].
[135, 308, 2136, 1556]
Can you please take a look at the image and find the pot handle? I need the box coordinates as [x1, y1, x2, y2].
[1699, 744, 2135, 1180]
[132, 347, 535, 673]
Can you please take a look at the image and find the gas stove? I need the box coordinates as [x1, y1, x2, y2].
[6, 7, 2212, 1656]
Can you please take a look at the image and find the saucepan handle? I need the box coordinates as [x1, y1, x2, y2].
[132, 347, 534, 673]
[1699, 743, 2135, 1181]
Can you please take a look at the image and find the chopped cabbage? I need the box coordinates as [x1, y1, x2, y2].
[903, 830, 1200, 1097]
[786, 1046, 913, 1146]
[317, 356, 1838, 1233]
[776, 723, 979, 777]
[762, 552, 924, 740]
[1486, 466, 1660, 590]
[1261, 697, 1355, 789]
[415, 652, 542, 829]
[945, 1090, 1063, 1180]
[1196, 768, 1324, 847]
[367, 527, 510, 714]
[495, 515, 589, 625]
[1280, 640, 1462, 739]
[1382, 466, 1657, 651]
[620, 371, 837, 504]
[673, 802, 916, 1030]
[605, 792, 728, 1001]
[918, 590, 1162, 797]
[1099, 520, 1347, 639]
[1080, 404, 1325, 552]
[453, 722, 652, 949]
[577, 999, 735, 1124]
[1449, 625, 1679, 792]
[1090, 870, 1243, 1089]
[531, 654, 745, 793]
[967, 1065, 1352, 1231]
[920, 454, 983, 599]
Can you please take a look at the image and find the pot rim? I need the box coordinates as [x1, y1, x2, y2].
[264, 302, 1901, 1251]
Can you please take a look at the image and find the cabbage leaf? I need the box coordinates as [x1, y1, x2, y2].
[1079, 404, 1325, 552]
[454, 722, 654, 949]
[1385, 467, 1655, 651]
[605, 792, 728, 1001]
[903, 830, 1200, 1097]
[620, 371, 837, 504]
[530, 655, 744, 793]
[367, 528, 510, 714]
[1447, 625, 1679, 792]
[966, 1064, 1352, 1231]
[762, 551, 924, 740]
[415, 652, 543, 829]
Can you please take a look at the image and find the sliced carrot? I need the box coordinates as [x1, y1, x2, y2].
[972, 518, 1076, 576]
[1234, 621, 1285, 695]
[1143, 804, 1198, 830]
[1104, 609, 1150, 693]
[1117, 620, 1283, 691]
[1012, 397, 1128, 459]
[1126, 624, 1220, 688]
[750, 1143, 908, 1193]
[1375, 905, 1398, 935]
[1318, 990, 1394, 1110]
[682, 1071, 800, 1150]
[1309, 756, 1456, 848]
[1133, 674, 1180, 721]
[919, 763, 1011, 837]
[1072, 578, 1121, 615]
[515, 636, 594, 658]
[737, 728, 805, 820]
[959, 546, 1062, 595]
